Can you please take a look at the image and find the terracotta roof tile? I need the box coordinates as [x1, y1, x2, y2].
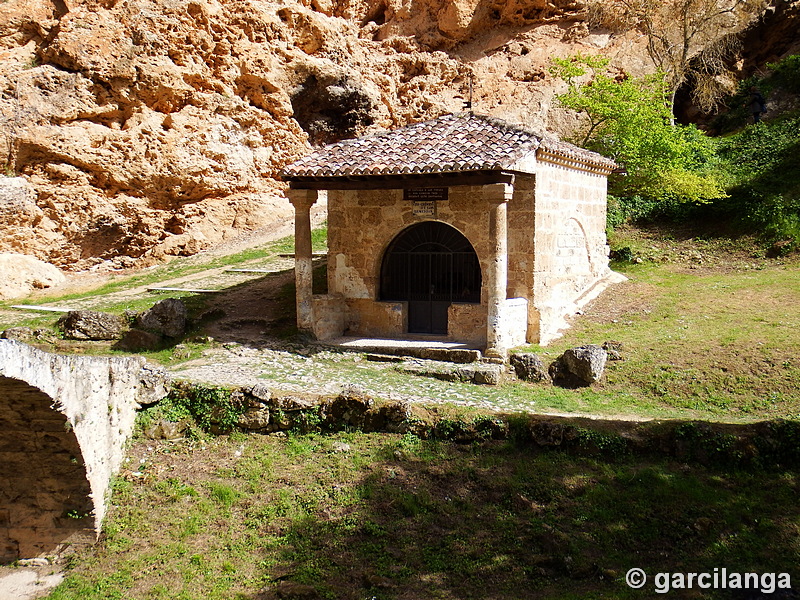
[281, 113, 615, 179]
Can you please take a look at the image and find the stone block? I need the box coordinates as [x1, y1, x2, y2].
[344, 298, 405, 337]
[473, 364, 502, 385]
[311, 294, 346, 340]
[237, 407, 270, 430]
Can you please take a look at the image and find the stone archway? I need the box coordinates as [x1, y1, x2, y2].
[0, 377, 95, 562]
[380, 221, 481, 335]
[0, 340, 168, 562]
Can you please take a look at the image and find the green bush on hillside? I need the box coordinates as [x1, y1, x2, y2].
[714, 114, 800, 246]
[712, 54, 800, 134]
[552, 53, 799, 244]
[550, 54, 726, 226]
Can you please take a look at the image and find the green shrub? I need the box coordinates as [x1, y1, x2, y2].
[766, 54, 800, 94]
[714, 114, 800, 244]
[551, 54, 726, 210]
[712, 54, 800, 133]
[138, 382, 244, 434]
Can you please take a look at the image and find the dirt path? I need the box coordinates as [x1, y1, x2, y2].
[0, 564, 64, 600]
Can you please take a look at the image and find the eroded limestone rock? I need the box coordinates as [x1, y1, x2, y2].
[136, 298, 188, 338]
[0, 0, 672, 270]
[0, 253, 65, 299]
[510, 352, 550, 383]
[57, 310, 125, 341]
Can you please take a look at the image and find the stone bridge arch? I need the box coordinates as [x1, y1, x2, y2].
[0, 340, 168, 562]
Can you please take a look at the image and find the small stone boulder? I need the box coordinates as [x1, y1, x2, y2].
[137, 364, 171, 406]
[234, 388, 272, 431]
[237, 406, 271, 430]
[473, 363, 503, 385]
[602, 340, 624, 361]
[248, 382, 272, 402]
[510, 353, 550, 383]
[1, 327, 35, 342]
[57, 310, 125, 340]
[136, 298, 187, 338]
[1, 327, 58, 344]
[144, 419, 188, 440]
[114, 328, 164, 351]
[559, 345, 608, 385]
[364, 401, 412, 433]
[321, 387, 374, 429]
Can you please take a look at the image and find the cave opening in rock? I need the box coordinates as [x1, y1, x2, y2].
[290, 75, 375, 145]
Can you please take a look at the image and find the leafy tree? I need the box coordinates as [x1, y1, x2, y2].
[551, 54, 726, 208]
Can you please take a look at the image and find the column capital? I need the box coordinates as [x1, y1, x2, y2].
[481, 181, 514, 203]
[287, 188, 319, 210]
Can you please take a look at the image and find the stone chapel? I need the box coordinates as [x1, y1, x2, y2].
[281, 112, 623, 356]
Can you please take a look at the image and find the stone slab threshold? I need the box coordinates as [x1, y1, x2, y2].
[277, 253, 327, 258]
[320, 336, 484, 364]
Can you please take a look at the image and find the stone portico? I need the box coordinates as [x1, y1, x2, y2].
[282, 113, 622, 355]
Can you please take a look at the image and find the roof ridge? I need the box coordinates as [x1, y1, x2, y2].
[281, 112, 615, 180]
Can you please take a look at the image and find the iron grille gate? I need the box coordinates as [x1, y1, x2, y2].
[380, 222, 481, 335]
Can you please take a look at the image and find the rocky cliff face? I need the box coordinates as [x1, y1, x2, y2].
[0, 0, 785, 271]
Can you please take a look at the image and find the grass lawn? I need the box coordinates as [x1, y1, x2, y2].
[45, 431, 800, 600]
[526, 257, 800, 420]
[2, 224, 796, 599]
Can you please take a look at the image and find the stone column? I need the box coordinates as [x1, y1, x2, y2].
[287, 188, 318, 333]
[484, 182, 513, 358]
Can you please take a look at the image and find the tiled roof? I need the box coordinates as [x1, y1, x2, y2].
[281, 113, 616, 179]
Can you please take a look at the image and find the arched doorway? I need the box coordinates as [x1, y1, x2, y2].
[380, 221, 481, 334]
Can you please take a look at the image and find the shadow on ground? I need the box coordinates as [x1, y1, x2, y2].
[238, 434, 799, 600]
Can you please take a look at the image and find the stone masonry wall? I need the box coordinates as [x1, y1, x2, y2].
[533, 161, 611, 344]
[323, 167, 611, 347]
[326, 185, 500, 342]
[0, 340, 168, 560]
[0, 377, 95, 562]
[506, 174, 537, 344]
[507, 174, 536, 302]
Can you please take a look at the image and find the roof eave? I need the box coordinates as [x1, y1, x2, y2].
[535, 149, 617, 175]
[284, 169, 518, 190]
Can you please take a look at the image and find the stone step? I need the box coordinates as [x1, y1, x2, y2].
[146, 287, 219, 293]
[397, 360, 503, 385]
[344, 345, 482, 364]
[10, 305, 73, 313]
